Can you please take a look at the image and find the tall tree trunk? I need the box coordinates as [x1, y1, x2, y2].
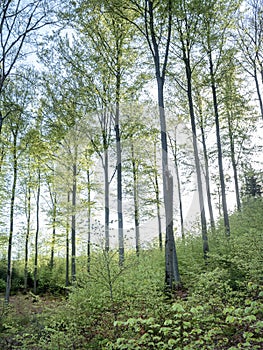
[156, 194, 162, 250]
[176, 11, 209, 257]
[227, 113, 241, 211]
[198, 100, 215, 230]
[5, 131, 18, 303]
[0, 111, 3, 136]
[217, 183, 222, 217]
[131, 143, 140, 256]
[71, 162, 77, 282]
[33, 168, 41, 295]
[147, 0, 180, 288]
[0, 135, 5, 172]
[158, 78, 180, 288]
[87, 168, 91, 273]
[175, 165, 184, 241]
[208, 50, 230, 236]
[183, 58, 209, 258]
[115, 61, 124, 266]
[164, 169, 179, 289]
[170, 133, 185, 240]
[24, 181, 31, 292]
[84, 149, 92, 273]
[200, 125, 215, 231]
[66, 191, 70, 287]
[50, 193, 57, 269]
[254, 65, 263, 120]
[153, 141, 162, 250]
[104, 146, 110, 252]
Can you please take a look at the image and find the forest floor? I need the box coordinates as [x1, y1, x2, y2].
[0, 293, 63, 349]
[1, 292, 62, 316]
[10, 292, 61, 311]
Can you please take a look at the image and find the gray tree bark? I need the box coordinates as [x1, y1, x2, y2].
[208, 50, 230, 236]
[5, 129, 18, 303]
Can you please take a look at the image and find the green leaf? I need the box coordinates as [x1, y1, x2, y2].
[159, 327, 171, 336]
[244, 314, 257, 322]
[226, 315, 236, 324]
[171, 303, 185, 313]
[255, 320, 263, 329]
[190, 305, 204, 314]
[168, 338, 177, 346]
[163, 319, 173, 326]
[243, 331, 254, 339]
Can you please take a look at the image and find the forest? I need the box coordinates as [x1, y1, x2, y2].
[0, 0, 262, 349]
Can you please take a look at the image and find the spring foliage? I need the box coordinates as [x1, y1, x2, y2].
[0, 198, 262, 349]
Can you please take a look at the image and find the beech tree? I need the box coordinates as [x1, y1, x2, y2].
[172, 0, 209, 256]
[135, 0, 180, 288]
[39, 71, 87, 283]
[237, 0, 263, 120]
[121, 106, 162, 254]
[22, 126, 45, 292]
[83, 146, 94, 272]
[198, 0, 240, 236]
[3, 75, 32, 302]
[143, 125, 163, 250]
[194, 85, 215, 230]
[22, 155, 32, 292]
[55, 35, 114, 254]
[46, 167, 58, 270]
[5, 112, 20, 303]
[0, 0, 57, 133]
[49, 124, 84, 284]
[62, 1, 138, 264]
[220, 52, 256, 212]
[168, 127, 185, 240]
[101, 0, 181, 286]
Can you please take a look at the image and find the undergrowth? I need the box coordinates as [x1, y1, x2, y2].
[0, 198, 262, 349]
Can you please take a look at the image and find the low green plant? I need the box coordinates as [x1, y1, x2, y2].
[1, 199, 262, 349]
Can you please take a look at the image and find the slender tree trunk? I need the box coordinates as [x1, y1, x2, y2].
[33, 168, 41, 295]
[208, 50, 230, 236]
[198, 105, 215, 230]
[170, 134, 185, 240]
[115, 62, 124, 266]
[131, 143, 140, 256]
[24, 182, 31, 292]
[254, 66, 263, 120]
[231, 150, 241, 211]
[217, 184, 222, 217]
[175, 165, 184, 240]
[147, 0, 180, 287]
[84, 150, 92, 273]
[86, 167, 92, 273]
[5, 132, 18, 303]
[0, 111, 3, 136]
[164, 170, 180, 289]
[176, 12, 209, 256]
[66, 191, 70, 287]
[50, 193, 57, 269]
[153, 141, 162, 250]
[259, 61, 263, 86]
[201, 128, 215, 231]
[156, 198, 162, 250]
[0, 139, 5, 172]
[184, 59, 209, 258]
[157, 78, 180, 287]
[71, 162, 77, 282]
[227, 114, 241, 211]
[104, 146, 110, 252]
